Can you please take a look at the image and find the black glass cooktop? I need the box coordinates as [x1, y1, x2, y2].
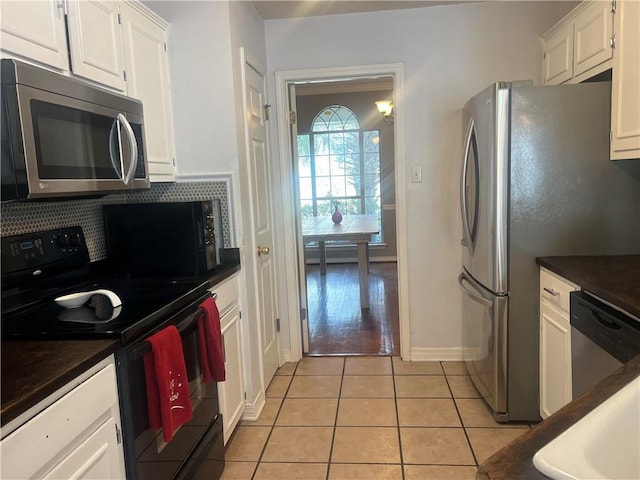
[1, 275, 210, 345]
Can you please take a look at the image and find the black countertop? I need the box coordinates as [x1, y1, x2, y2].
[1, 259, 241, 430]
[537, 255, 640, 319]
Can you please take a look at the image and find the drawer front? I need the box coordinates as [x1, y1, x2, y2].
[540, 268, 579, 313]
[209, 274, 238, 316]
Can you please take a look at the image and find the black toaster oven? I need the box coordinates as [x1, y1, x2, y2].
[103, 200, 223, 276]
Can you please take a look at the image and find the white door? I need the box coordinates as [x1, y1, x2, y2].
[244, 61, 280, 387]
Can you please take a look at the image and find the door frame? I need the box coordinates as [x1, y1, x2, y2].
[274, 63, 409, 361]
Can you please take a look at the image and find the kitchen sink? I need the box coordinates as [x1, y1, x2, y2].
[533, 375, 640, 479]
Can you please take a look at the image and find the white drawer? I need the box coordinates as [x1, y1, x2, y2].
[209, 274, 239, 316]
[540, 268, 579, 313]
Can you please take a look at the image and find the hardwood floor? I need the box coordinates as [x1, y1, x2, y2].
[305, 262, 400, 355]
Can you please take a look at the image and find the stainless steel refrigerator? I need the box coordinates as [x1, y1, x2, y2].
[458, 81, 640, 422]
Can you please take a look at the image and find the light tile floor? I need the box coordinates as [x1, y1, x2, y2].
[221, 357, 533, 480]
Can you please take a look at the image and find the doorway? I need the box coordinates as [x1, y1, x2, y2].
[294, 79, 398, 355]
[273, 64, 409, 361]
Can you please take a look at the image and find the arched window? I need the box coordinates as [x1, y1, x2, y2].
[297, 105, 382, 242]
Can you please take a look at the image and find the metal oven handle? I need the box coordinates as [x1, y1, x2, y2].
[130, 293, 216, 359]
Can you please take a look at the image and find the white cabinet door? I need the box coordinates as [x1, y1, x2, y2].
[219, 305, 245, 444]
[539, 268, 578, 419]
[611, 0, 640, 160]
[120, 2, 176, 182]
[0, 0, 69, 71]
[66, 0, 126, 91]
[539, 303, 573, 419]
[542, 21, 574, 85]
[42, 418, 122, 480]
[573, 1, 613, 79]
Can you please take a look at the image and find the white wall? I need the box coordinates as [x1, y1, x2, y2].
[265, 1, 576, 356]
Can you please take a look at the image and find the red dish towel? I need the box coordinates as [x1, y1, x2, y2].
[197, 296, 226, 383]
[143, 325, 193, 442]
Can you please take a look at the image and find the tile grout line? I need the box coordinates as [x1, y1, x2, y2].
[249, 362, 299, 480]
[442, 363, 480, 467]
[391, 357, 407, 480]
[325, 356, 346, 480]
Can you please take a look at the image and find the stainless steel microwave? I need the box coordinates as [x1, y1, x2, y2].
[1, 59, 149, 201]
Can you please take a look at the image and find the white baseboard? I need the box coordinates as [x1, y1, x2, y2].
[241, 388, 266, 422]
[409, 347, 465, 362]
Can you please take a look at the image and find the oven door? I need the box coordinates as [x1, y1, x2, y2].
[116, 294, 224, 480]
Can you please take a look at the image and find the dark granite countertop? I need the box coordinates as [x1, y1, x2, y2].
[477, 354, 640, 479]
[1, 339, 119, 428]
[537, 255, 640, 319]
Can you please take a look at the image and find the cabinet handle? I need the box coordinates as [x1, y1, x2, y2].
[543, 287, 559, 296]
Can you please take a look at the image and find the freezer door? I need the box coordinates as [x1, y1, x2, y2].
[459, 269, 508, 419]
[460, 83, 509, 294]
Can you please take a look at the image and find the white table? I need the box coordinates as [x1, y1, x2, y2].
[302, 214, 379, 308]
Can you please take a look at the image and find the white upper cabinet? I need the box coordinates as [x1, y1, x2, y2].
[0, 1, 69, 71]
[542, 21, 574, 85]
[610, 0, 640, 160]
[66, 0, 126, 91]
[0, 0, 177, 178]
[120, 2, 176, 181]
[573, 1, 614, 79]
[542, 1, 614, 85]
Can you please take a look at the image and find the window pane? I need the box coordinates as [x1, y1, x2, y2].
[300, 199, 313, 219]
[315, 155, 330, 176]
[364, 152, 380, 174]
[344, 132, 359, 154]
[314, 134, 329, 155]
[346, 175, 360, 196]
[316, 199, 333, 216]
[364, 174, 380, 196]
[297, 134, 310, 156]
[298, 156, 311, 177]
[343, 198, 361, 214]
[330, 154, 346, 176]
[363, 130, 380, 152]
[299, 177, 313, 200]
[315, 176, 331, 198]
[331, 176, 346, 197]
[330, 133, 345, 154]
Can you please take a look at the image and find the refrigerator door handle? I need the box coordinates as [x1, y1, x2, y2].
[460, 118, 476, 254]
[458, 272, 493, 307]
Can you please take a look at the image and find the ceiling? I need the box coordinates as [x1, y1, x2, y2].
[251, 0, 465, 20]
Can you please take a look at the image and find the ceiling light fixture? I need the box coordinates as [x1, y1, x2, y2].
[375, 100, 394, 125]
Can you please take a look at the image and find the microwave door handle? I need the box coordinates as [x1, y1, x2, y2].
[118, 113, 138, 185]
[108, 117, 123, 179]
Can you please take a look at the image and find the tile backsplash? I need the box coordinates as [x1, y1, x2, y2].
[1, 181, 231, 261]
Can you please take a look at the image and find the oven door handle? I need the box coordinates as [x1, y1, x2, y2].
[130, 301, 212, 360]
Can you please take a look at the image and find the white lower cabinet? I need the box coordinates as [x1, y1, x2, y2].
[209, 273, 245, 444]
[539, 268, 579, 419]
[0, 356, 125, 480]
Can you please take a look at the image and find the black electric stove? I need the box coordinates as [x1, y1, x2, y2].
[2, 225, 225, 480]
[1, 226, 210, 345]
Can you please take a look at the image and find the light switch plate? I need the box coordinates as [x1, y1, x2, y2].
[411, 165, 422, 183]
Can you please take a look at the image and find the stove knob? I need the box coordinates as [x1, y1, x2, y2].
[57, 234, 70, 247]
[70, 233, 81, 246]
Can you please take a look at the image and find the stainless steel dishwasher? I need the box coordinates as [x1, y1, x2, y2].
[570, 291, 640, 399]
